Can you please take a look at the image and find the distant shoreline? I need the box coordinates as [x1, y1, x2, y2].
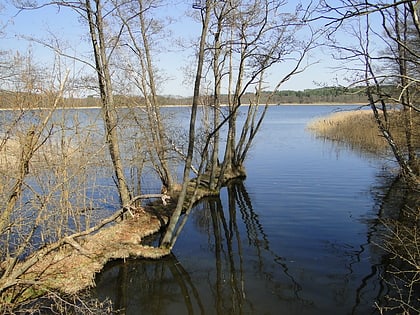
[277, 103, 367, 106]
[0, 103, 368, 111]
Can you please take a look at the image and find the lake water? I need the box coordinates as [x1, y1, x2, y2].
[94, 105, 401, 314]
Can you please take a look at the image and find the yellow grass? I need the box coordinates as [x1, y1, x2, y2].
[1, 208, 170, 304]
[41, 211, 169, 293]
[0, 140, 20, 171]
[307, 109, 420, 155]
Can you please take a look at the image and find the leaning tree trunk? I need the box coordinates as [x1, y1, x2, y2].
[208, 9, 224, 190]
[364, 9, 419, 188]
[161, 2, 211, 249]
[85, 0, 131, 206]
[216, 45, 245, 190]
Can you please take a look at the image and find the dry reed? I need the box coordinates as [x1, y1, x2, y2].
[27, 211, 170, 295]
[307, 109, 420, 156]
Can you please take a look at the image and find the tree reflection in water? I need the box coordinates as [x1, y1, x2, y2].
[95, 252, 206, 314]
[346, 170, 420, 314]
[94, 181, 305, 314]
[227, 180, 303, 299]
[368, 174, 420, 313]
[94, 174, 420, 314]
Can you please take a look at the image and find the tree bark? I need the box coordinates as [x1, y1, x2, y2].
[137, 0, 173, 190]
[395, 4, 418, 173]
[85, 0, 131, 206]
[161, 2, 212, 248]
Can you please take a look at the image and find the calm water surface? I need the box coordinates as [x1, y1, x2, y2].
[95, 105, 393, 314]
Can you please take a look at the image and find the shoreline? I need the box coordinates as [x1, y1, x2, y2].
[0, 103, 367, 111]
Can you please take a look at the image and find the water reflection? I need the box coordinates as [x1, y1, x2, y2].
[228, 181, 304, 299]
[95, 181, 307, 314]
[95, 254, 203, 314]
[367, 174, 420, 313]
[94, 167, 419, 314]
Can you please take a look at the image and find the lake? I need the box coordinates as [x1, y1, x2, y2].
[93, 105, 403, 314]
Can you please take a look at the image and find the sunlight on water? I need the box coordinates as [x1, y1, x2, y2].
[95, 106, 396, 315]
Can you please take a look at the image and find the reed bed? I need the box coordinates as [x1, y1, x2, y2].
[307, 109, 420, 156]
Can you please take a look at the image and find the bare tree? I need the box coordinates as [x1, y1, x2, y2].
[113, 0, 176, 193]
[201, 0, 317, 186]
[161, 0, 317, 249]
[0, 50, 119, 312]
[14, 0, 134, 206]
[308, 0, 419, 189]
[305, 1, 420, 313]
[84, 0, 132, 205]
[0, 52, 64, 297]
[161, 0, 213, 249]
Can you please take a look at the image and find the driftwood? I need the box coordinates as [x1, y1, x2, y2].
[128, 193, 171, 206]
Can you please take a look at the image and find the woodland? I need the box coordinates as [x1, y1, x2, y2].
[0, 86, 370, 108]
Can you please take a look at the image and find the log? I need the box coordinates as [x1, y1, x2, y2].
[128, 194, 171, 206]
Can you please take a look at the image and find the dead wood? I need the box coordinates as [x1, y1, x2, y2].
[0, 203, 170, 302]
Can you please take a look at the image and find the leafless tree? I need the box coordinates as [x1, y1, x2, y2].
[306, 1, 420, 313]
[161, 0, 318, 249]
[112, 0, 177, 193]
[0, 47, 128, 313]
[197, 0, 317, 190]
[161, 0, 213, 249]
[307, 0, 419, 189]
[14, 0, 135, 206]
[83, 0, 132, 205]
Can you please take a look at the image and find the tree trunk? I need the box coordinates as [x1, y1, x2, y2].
[137, 0, 173, 190]
[208, 5, 224, 190]
[85, 0, 131, 206]
[161, 2, 211, 249]
[395, 5, 419, 174]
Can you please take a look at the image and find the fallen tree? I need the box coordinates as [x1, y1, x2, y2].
[0, 193, 171, 308]
[0, 167, 243, 310]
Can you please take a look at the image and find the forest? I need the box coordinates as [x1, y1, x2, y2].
[0, 86, 370, 108]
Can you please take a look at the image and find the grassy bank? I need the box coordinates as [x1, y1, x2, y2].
[0, 162, 245, 311]
[307, 109, 420, 156]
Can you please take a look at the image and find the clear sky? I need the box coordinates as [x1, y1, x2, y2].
[0, 0, 345, 97]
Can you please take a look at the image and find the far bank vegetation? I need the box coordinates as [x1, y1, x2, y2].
[0, 86, 369, 109]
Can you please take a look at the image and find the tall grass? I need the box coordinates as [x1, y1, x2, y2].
[307, 109, 420, 156]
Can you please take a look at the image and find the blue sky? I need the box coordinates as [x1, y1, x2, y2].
[1, 0, 344, 97]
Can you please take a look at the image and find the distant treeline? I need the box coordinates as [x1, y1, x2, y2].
[0, 86, 386, 109]
[269, 87, 369, 104]
[163, 87, 369, 105]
